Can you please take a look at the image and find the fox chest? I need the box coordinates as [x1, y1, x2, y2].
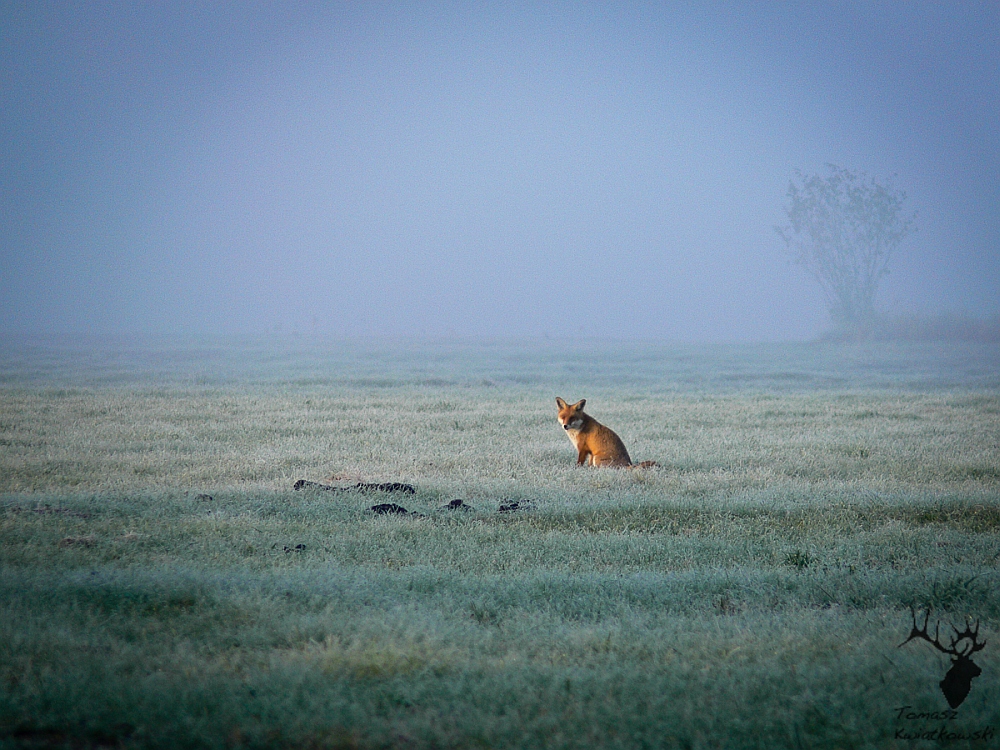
[563, 428, 586, 450]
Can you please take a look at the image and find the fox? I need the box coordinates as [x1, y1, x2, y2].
[555, 397, 657, 468]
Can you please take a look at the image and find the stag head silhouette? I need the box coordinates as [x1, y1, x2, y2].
[899, 606, 987, 709]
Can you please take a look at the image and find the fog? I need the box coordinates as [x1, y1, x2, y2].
[3, 2, 998, 341]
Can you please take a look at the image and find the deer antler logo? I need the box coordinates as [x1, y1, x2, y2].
[899, 606, 987, 709]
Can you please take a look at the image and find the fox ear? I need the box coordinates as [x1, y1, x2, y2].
[575, 399, 586, 411]
[555, 397, 567, 409]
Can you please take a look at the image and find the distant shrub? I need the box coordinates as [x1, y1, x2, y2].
[879, 313, 1000, 343]
[815, 313, 1000, 343]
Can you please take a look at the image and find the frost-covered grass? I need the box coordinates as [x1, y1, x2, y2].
[1, 338, 998, 748]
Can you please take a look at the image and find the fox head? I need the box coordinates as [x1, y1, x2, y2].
[555, 397, 587, 431]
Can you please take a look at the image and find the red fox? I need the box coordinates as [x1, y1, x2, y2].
[555, 397, 657, 468]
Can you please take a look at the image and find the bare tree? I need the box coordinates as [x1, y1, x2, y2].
[776, 164, 915, 338]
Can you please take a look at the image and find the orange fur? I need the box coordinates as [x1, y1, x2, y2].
[555, 397, 656, 468]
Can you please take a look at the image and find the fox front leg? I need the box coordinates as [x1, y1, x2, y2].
[577, 449, 591, 465]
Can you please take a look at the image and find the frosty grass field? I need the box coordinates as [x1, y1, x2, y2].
[1, 337, 999, 749]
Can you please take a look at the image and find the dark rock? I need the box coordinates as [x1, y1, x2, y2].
[369, 503, 410, 515]
[443, 499, 475, 511]
[293, 479, 329, 491]
[362, 482, 416, 494]
[294, 479, 416, 494]
[499, 500, 535, 513]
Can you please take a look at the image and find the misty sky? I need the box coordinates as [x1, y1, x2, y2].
[3, 2, 998, 340]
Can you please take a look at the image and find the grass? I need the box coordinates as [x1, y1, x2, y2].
[1, 337, 998, 748]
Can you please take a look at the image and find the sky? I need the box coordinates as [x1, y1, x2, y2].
[2, 1, 998, 341]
